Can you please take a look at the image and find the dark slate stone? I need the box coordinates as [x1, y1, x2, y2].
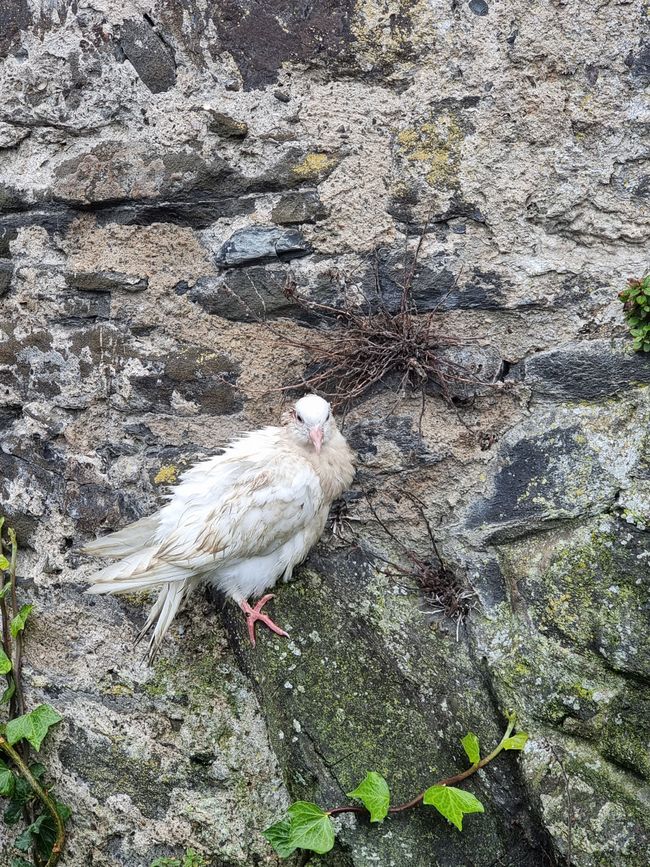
[347, 416, 445, 466]
[54, 290, 111, 325]
[0, 260, 13, 296]
[466, 424, 618, 541]
[186, 267, 294, 321]
[271, 190, 328, 225]
[625, 40, 650, 86]
[119, 19, 177, 94]
[63, 483, 125, 533]
[516, 340, 650, 400]
[65, 270, 148, 292]
[206, 111, 249, 138]
[208, 0, 355, 90]
[215, 225, 311, 267]
[361, 248, 512, 312]
[469, 0, 489, 15]
[0, 226, 17, 257]
[223, 545, 555, 865]
[0, 0, 29, 58]
[127, 347, 241, 416]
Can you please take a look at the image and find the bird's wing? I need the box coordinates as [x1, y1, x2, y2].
[153, 453, 324, 572]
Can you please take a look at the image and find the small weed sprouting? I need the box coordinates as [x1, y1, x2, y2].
[620, 274, 650, 352]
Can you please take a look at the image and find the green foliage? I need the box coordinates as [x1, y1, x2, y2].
[10, 604, 33, 639]
[620, 275, 650, 351]
[264, 802, 336, 857]
[0, 648, 12, 675]
[461, 732, 480, 765]
[347, 771, 390, 822]
[265, 717, 529, 859]
[502, 732, 528, 751]
[6, 705, 62, 752]
[422, 785, 484, 831]
[0, 520, 68, 866]
[149, 849, 208, 867]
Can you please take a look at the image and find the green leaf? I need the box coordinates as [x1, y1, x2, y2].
[502, 732, 529, 751]
[1, 678, 15, 705]
[347, 771, 390, 822]
[423, 785, 485, 831]
[0, 647, 12, 675]
[4, 774, 34, 825]
[0, 759, 14, 797]
[10, 604, 33, 638]
[0, 582, 11, 599]
[263, 819, 297, 859]
[286, 801, 335, 854]
[0, 555, 9, 571]
[6, 704, 63, 751]
[11, 857, 33, 867]
[461, 732, 480, 765]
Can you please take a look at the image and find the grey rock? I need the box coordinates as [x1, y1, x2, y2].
[215, 226, 311, 267]
[0, 0, 29, 57]
[119, 19, 177, 94]
[271, 191, 328, 225]
[207, 110, 249, 138]
[65, 270, 148, 292]
[466, 421, 619, 541]
[0, 260, 13, 295]
[0, 122, 30, 149]
[469, 0, 489, 15]
[516, 340, 650, 400]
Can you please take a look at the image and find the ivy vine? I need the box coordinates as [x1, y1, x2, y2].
[264, 713, 528, 858]
[0, 518, 67, 867]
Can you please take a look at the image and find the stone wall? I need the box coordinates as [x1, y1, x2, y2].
[1, 1, 649, 865]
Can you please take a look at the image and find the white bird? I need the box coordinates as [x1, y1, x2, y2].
[84, 394, 355, 659]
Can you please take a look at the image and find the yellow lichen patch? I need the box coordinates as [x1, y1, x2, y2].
[292, 153, 338, 180]
[396, 115, 464, 188]
[154, 464, 178, 485]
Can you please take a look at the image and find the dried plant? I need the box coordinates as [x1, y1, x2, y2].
[278, 261, 488, 411]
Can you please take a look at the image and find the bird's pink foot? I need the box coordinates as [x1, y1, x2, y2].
[239, 594, 289, 647]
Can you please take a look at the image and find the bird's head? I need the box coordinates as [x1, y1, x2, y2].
[285, 394, 333, 453]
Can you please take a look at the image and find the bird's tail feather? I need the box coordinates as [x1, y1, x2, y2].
[81, 515, 159, 558]
[135, 582, 189, 662]
[86, 551, 188, 594]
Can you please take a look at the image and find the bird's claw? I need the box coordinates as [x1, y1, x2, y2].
[239, 594, 289, 647]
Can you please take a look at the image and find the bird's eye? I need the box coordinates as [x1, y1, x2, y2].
[297, 414, 303, 423]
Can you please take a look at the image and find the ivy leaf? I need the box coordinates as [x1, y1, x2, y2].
[3, 773, 34, 825]
[286, 801, 335, 854]
[11, 857, 33, 867]
[502, 732, 529, 751]
[423, 785, 484, 831]
[0, 583, 11, 599]
[0, 759, 15, 797]
[0, 647, 12, 675]
[263, 819, 297, 858]
[0, 555, 9, 571]
[347, 771, 390, 822]
[461, 732, 480, 765]
[1, 678, 16, 705]
[10, 604, 33, 638]
[6, 704, 62, 751]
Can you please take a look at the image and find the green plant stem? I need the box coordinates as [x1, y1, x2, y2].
[327, 716, 517, 818]
[7, 529, 26, 718]
[0, 735, 66, 867]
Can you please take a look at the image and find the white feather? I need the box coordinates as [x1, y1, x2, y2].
[85, 396, 355, 659]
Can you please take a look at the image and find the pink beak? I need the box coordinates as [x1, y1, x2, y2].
[309, 426, 324, 453]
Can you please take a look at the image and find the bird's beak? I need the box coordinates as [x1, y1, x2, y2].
[309, 426, 324, 453]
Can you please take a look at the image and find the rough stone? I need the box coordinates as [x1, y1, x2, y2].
[271, 191, 328, 225]
[119, 19, 177, 94]
[215, 226, 311, 267]
[1, 1, 649, 865]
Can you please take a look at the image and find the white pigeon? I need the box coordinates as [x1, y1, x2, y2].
[84, 394, 355, 659]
